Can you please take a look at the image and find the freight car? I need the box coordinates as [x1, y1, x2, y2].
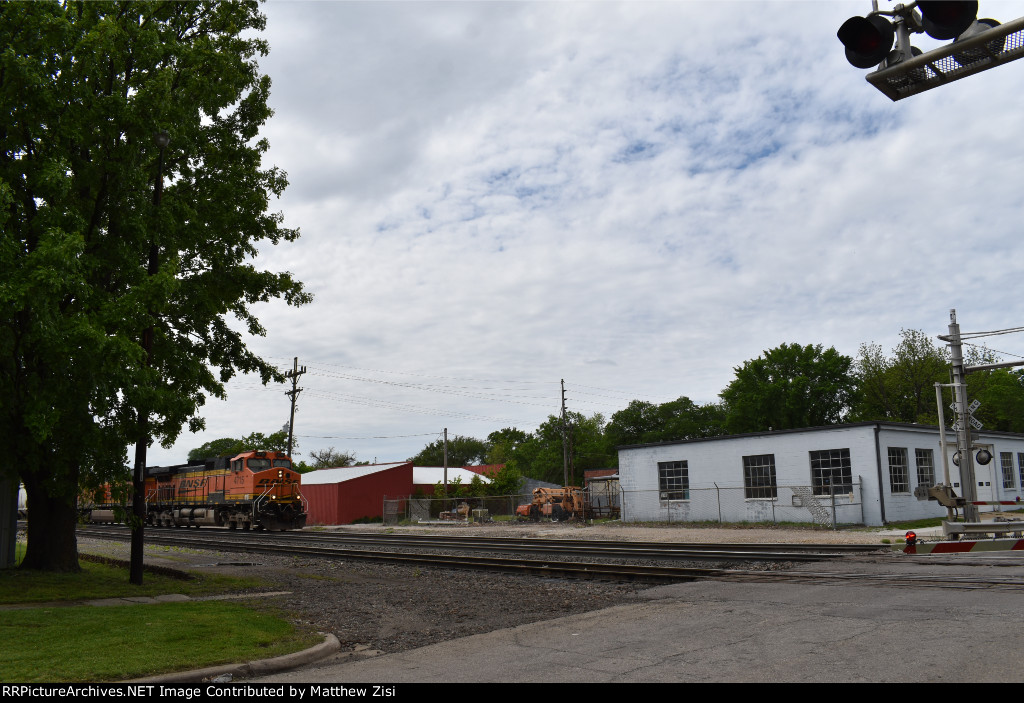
[85, 450, 307, 531]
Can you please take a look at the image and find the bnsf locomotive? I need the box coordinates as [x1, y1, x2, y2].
[87, 450, 307, 531]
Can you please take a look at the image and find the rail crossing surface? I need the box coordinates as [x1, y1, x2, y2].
[254, 552, 1024, 683]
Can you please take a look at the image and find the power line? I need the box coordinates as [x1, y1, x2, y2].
[961, 340, 1024, 361]
[266, 357, 555, 385]
[296, 432, 440, 441]
[954, 327, 1024, 341]
[302, 389, 541, 426]
[305, 368, 555, 406]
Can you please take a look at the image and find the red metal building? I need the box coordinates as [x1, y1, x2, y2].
[301, 462, 413, 525]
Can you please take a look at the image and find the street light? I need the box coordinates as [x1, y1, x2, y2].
[130, 129, 170, 586]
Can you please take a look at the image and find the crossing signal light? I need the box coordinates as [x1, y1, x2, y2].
[839, 2, 1024, 100]
[919, 1, 979, 40]
[838, 14, 895, 68]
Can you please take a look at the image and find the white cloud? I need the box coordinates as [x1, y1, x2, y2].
[150, 0, 1024, 466]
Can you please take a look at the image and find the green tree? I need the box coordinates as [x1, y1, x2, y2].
[505, 412, 606, 485]
[1, 2, 309, 571]
[966, 368, 1024, 432]
[487, 463, 523, 496]
[306, 447, 357, 469]
[853, 329, 949, 423]
[408, 435, 488, 467]
[720, 343, 856, 434]
[187, 430, 293, 462]
[604, 400, 660, 447]
[484, 427, 530, 464]
[605, 397, 727, 448]
[468, 473, 488, 497]
[571, 412, 612, 473]
[433, 475, 467, 499]
[961, 346, 1024, 433]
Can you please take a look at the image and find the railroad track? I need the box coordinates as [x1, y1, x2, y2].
[77, 524, 880, 560]
[75, 526, 1024, 591]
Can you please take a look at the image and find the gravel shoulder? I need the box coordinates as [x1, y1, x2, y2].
[75, 521, 896, 656]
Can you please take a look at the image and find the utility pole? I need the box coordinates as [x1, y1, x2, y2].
[561, 380, 569, 487]
[443, 427, 448, 494]
[284, 357, 306, 457]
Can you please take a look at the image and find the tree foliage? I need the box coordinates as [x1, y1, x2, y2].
[487, 463, 523, 496]
[605, 397, 727, 448]
[1, 2, 309, 570]
[501, 412, 608, 485]
[306, 447, 358, 469]
[484, 427, 530, 465]
[407, 435, 488, 467]
[853, 329, 949, 423]
[961, 346, 1024, 433]
[720, 343, 856, 434]
[187, 430, 292, 462]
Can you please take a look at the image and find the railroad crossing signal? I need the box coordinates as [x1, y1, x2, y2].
[838, 14, 895, 68]
[837, 2, 1024, 100]
[950, 400, 984, 431]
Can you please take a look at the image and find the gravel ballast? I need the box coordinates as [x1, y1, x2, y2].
[75, 521, 894, 656]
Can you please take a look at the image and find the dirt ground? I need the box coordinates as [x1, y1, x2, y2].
[75, 521, 895, 657]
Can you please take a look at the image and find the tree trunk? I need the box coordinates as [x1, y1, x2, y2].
[19, 473, 81, 573]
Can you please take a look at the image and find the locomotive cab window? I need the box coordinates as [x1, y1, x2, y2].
[248, 458, 272, 470]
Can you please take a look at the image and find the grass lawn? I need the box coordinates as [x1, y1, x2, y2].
[0, 548, 321, 682]
[0, 553, 262, 605]
[0, 600, 320, 682]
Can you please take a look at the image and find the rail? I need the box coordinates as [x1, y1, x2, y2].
[75, 526, 1024, 590]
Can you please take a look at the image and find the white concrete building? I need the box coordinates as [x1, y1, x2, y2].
[617, 422, 1024, 526]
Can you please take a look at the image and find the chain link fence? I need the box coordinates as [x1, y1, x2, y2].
[383, 479, 863, 528]
[383, 494, 525, 525]
[620, 480, 865, 528]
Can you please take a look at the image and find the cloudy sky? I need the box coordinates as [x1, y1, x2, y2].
[150, 0, 1024, 467]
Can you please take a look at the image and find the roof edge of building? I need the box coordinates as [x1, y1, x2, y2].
[616, 420, 1024, 451]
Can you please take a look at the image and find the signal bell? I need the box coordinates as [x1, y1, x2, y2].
[838, 14, 895, 68]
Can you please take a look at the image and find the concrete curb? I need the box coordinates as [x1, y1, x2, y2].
[129, 633, 341, 683]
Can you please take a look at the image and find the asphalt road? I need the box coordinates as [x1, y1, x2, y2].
[255, 551, 1024, 683]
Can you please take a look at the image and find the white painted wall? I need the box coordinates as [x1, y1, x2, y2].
[618, 423, 1024, 527]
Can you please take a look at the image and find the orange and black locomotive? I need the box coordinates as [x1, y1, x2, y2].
[87, 450, 307, 531]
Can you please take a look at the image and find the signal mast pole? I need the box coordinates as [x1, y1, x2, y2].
[943, 311, 981, 523]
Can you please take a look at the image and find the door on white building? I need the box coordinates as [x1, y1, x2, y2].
[973, 443, 998, 506]
[945, 445, 996, 508]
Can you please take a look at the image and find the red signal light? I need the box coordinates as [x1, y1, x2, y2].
[919, 1, 979, 40]
[838, 15, 896, 68]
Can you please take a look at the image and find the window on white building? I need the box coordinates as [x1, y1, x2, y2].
[915, 448, 935, 488]
[1018, 453, 1024, 491]
[657, 460, 688, 500]
[888, 447, 910, 494]
[743, 454, 777, 499]
[1001, 452, 1015, 490]
[809, 448, 852, 496]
